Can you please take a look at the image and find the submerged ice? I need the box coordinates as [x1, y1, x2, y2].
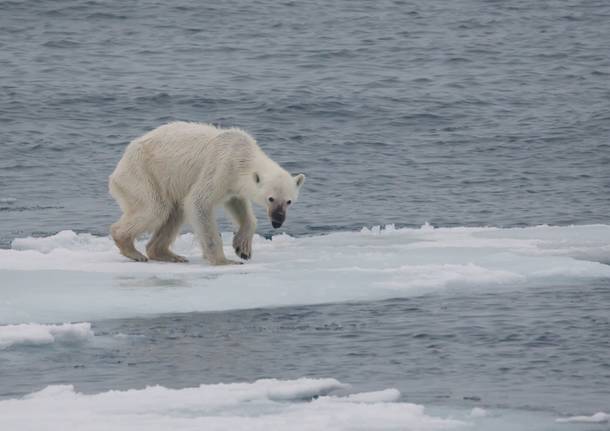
[1, 224, 610, 324]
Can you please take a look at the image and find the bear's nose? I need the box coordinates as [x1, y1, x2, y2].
[271, 209, 285, 228]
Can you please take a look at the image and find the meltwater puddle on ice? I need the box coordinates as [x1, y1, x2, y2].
[1, 224, 609, 324]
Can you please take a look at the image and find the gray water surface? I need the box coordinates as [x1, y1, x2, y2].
[2, 284, 609, 417]
[1, 0, 609, 245]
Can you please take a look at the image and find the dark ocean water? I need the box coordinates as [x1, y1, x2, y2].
[1, 0, 609, 245]
[3, 284, 610, 418]
[1, 0, 610, 428]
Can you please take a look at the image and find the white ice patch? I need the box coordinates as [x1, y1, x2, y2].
[470, 407, 488, 418]
[0, 322, 93, 348]
[1, 224, 610, 324]
[11, 230, 111, 254]
[0, 379, 466, 431]
[341, 388, 401, 403]
[556, 412, 610, 423]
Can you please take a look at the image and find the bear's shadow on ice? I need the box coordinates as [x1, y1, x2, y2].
[114, 274, 221, 289]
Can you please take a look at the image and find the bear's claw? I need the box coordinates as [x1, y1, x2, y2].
[122, 250, 148, 262]
[234, 246, 250, 260]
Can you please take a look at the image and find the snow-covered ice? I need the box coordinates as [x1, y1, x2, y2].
[0, 322, 93, 348]
[1, 224, 610, 324]
[0, 378, 467, 431]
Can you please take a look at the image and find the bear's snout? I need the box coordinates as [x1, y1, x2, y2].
[271, 209, 285, 228]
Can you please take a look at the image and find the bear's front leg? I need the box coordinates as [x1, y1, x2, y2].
[225, 196, 256, 260]
[187, 196, 241, 266]
[233, 229, 254, 260]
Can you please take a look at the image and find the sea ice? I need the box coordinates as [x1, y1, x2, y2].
[1, 224, 609, 324]
[0, 322, 93, 348]
[0, 378, 467, 431]
[556, 412, 610, 423]
[470, 407, 488, 418]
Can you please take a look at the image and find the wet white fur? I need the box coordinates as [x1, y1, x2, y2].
[109, 122, 304, 265]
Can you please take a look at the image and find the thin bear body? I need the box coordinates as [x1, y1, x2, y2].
[109, 122, 305, 265]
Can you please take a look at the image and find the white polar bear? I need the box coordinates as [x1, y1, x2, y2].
[109, 122, 305, 265]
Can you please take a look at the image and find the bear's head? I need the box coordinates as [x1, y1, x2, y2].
[253, 171, 305, 228]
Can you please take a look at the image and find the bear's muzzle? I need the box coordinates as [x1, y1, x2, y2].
[271, 209, 285, 228]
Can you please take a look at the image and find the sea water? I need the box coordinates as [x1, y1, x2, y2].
[1, 0, 609, 429]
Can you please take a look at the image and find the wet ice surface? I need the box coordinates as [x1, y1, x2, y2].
[1, 225, 609, 430]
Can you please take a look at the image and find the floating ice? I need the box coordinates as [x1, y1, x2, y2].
[0, 322, 93, 348]
[470, 407, 488, 418]
[341, 388, 401, 403]
[0, 379, 466, 431]
[11, 230, 111, 254]
[556, 412, 610, 423]
[1, 224, 610, 324]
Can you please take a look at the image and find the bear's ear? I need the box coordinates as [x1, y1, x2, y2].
[294, 173, 305, 187]
[253, 172, 261, 185]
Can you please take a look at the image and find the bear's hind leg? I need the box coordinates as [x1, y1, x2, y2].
[111, 214, 150, 262]
[111, 202, 170, 263]
[146, 205, 188, 262]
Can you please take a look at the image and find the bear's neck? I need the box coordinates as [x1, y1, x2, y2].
[237, 149, 288, 200]
[248, 149, 284, 176]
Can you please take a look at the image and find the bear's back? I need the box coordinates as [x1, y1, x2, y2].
[121, 122, 261, 200]
[137, 122, 220, 150]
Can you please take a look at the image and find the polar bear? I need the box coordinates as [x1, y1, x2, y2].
[109, 122, 305, 265]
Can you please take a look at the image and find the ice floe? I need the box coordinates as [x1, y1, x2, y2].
[0, 378, 466, 431]
[1, 224, 609, 324]
[556, 412, 610, 423]
[470, 407, 488, 418]
[0, 322, 93, 348]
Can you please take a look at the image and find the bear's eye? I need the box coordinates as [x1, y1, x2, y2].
[268, 197, 274, 203]
[287, 200, 292, 205]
